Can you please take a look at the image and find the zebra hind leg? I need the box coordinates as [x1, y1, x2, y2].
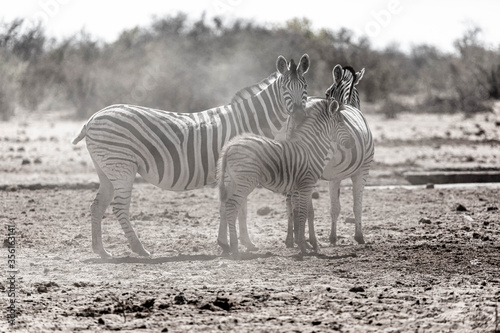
[237, 199, 258, 251]
[351, 173, 366, 245]
[328, 181, 342, 245]
[104, 163, 150, 257]
[285, 193, 295, 248]
[218, 198, 242, 256]
[90, 162, 114, 258]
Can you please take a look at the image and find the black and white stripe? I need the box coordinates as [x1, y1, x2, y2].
[217, 98, 350, 254]
[73, 54, 310, 258]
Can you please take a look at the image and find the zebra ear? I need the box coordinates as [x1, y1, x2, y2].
[328, 99, 340, 114]
[332, 64, 343, 85]
[297, 54, 310, 75]
[276, 56, 288, 75]
[354, 68, 365, 86]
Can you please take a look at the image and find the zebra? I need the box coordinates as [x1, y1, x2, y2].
[72, 54, 310, 258]
[217, 98, 354, 255]
[284, 64, 373, 249]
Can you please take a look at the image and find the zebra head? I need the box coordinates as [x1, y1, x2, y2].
[325, 65, 365, 107]
[328, 99, 355, 149]
[276, 54, 310, 116]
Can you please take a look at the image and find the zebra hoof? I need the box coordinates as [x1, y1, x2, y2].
[95, 248, 113, 259]
[217, 240, 231, 254]
[354, 235, 365, 245]
[244, 243, 259, 252]
[134, 247, 151, 257]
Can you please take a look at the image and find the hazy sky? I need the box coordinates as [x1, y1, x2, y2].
[2, 0, 499, 53]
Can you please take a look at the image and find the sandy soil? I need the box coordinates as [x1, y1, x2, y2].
[0, 109, 499, 332]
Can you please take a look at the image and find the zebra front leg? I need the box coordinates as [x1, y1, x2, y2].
[288, 190, 313, 249]
[328, 181, 341, 245]
[238, 199, 258, 251]
[352, 173, 367, 244]
[90, 161, 114, 258]
[285, 193, 295, 248]
[307, 197, 319, 252]
[292, 189, 312, 254]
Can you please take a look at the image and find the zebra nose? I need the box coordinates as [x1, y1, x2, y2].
[292, 104, 304, 115]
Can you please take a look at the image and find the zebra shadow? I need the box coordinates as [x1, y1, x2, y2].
[82, 251, 356, 264]
[82, 252, 275, 264]
[82, 254, 219, 264]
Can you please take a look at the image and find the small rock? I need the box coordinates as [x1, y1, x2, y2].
[419, 217, 432, 224]
[21, 158, 31, 165]
[34, 158, 42, 164]
[311, 192, 320, 199]
[257, 207, 272, 216]
[425, 183, 435, 189]
[349, 286, 365, 293]
[487, 206, 498, 211]
[97, 318, 105, 325]
[312, 320, 322, 326]
[173, 293, 187, 305]
[141, 298, 155, 309]
[37, 285, 48, 293]
[213, 293, 233, 311]
[455, 204, 467, 212]
[472, 232, 481, 239]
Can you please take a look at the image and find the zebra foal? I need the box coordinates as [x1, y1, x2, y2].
[217, 98, 353, 255]
[72, 54, 310, 258]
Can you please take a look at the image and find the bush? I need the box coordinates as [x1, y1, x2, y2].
[1, 17, 500, 119]
[0, 77, 15, 120]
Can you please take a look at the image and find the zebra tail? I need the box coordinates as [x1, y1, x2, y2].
[72, 124, 87, 145]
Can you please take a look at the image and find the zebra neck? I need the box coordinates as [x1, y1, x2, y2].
[349, 88, 361, 109]
[231, 76, 288, 138]
[293, 127, 333, 168]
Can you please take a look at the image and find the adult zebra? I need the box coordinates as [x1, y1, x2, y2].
[72, 54, 310, 258]
[217, 98, 354, 255]
[284, 64, 373, 249]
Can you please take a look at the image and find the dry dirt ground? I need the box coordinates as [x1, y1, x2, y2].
[0, 109, 499, 332]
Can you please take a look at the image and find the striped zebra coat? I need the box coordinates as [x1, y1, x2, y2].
[284, 64, 374, 249]
[72, 54, 310, 258]
[217, 98, 353, 255]
[322, 65, 373, 246]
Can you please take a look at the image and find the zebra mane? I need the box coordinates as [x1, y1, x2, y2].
[230, 72, 279, 105]
[289, 59, 297, 77]
[342, 66, 357, 106]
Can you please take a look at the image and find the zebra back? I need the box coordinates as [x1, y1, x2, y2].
[231, 72, 279, 106]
